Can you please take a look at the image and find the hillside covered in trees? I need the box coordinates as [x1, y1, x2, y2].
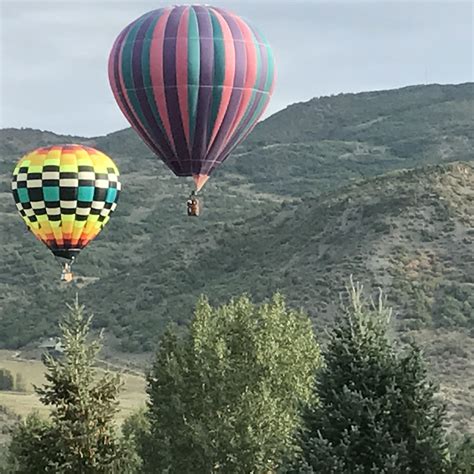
[0, 82, 472, 350]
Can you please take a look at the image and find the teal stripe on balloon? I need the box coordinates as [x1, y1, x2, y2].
[208, 11, 225, 140]
[121, 18, 152, 139]
[263, 42, 275, 93]
[187, 7, 200, 147]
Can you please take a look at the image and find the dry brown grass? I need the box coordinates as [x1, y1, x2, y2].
[408, 329, 474, 434]
[0, 350, 146, 423]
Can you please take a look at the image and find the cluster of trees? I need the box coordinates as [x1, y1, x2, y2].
[0, 369, 26, 392]
[1, 284, 472, 473]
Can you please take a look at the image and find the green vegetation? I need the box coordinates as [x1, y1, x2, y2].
[4, 300, 138, 473]
[14, 374, 26, 393]
[0, 369, 14, 391]
[289, 280, 451, 473]
[450, 434, 474, 473]
[1, 290, 473, 472]
[137, 294, 320, 473]
[0, 83, 472, 351]
[0, 352, 146, 422]
[0, 369, 27, 393]
[0, 83, 472, 434]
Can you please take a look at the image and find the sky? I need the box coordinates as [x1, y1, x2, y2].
[0, 0, 472, 137]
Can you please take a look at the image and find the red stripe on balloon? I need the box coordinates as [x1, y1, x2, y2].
[176, 7, 191, 151]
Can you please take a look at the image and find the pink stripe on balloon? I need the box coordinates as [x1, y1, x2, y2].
[176, 7, 190, 151]
[220, 13, 256, 150]
[207, 8, 236, 152]
[149, 8, 176, 154]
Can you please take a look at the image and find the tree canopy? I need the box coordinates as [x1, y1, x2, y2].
[140, 294, 321, 473]
[6, 299, 137, 473]
[290, 279, 451, 473]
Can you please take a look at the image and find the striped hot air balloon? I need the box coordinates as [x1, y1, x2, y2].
[108, 4, 276, 193]
[11, 145, 121, 281]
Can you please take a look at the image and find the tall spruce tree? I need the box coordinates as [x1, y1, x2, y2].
[290, 279, 451, 473]
[140, 294, 321, 473]
[6, 299, 137, 473]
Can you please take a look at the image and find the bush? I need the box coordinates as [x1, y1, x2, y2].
[14, 373, 27, 392]
[0, 369, 14, 391]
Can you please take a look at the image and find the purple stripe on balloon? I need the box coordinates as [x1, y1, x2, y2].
[217, 91, 268, 165]
[217, 35, 269, 161]
[190, 5, 214, 175]
[204, 11, 246, 167]
[163, 6, 190, 169]
[112, 24, 163, 158]
[218, 91, 269, 169]
[131, 14, 176, 163]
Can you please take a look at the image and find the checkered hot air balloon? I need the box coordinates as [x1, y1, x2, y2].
[108, 4, 276, 196]
[11, 145, 121, 282]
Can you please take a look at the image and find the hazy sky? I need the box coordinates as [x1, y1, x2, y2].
[0, 0, 472, 137]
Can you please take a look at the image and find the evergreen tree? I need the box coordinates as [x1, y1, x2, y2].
[6, 413, 57, 473]
[7, 299, 137, 473]
[141, 294, 321, 473]
[290, 279, 451, 473]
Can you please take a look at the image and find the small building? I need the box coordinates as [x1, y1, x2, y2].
[39, 337, 64, 358]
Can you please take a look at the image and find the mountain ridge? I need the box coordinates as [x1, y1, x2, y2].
[0, 82, 472, 351]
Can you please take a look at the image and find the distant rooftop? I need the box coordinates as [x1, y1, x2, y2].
[39, 337, 64, 352]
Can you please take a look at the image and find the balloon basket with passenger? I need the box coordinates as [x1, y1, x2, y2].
[187, 190, 200, 217]
[53, 249, 80, 283]
[58, 258, 74, 283]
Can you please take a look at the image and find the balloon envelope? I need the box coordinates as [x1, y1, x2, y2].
[109, 5, 276, 190]
[11, 144, 121, 260]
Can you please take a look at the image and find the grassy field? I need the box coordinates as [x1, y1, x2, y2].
[0, 350, 147, 422]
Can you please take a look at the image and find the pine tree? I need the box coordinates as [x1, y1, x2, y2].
[290, 278, 451, 473]
[7, 299, 137, 473]
[6, 413, 57, 473]
[140, 294, 321, 473]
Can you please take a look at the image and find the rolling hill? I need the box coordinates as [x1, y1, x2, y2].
[1, 82, 473, 432]
[0, 82, 472, 353]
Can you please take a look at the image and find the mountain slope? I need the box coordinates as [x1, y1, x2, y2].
[232, 82, 474, 196]
[75, 162, 472, 347]
[0, 83, 472, 352]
